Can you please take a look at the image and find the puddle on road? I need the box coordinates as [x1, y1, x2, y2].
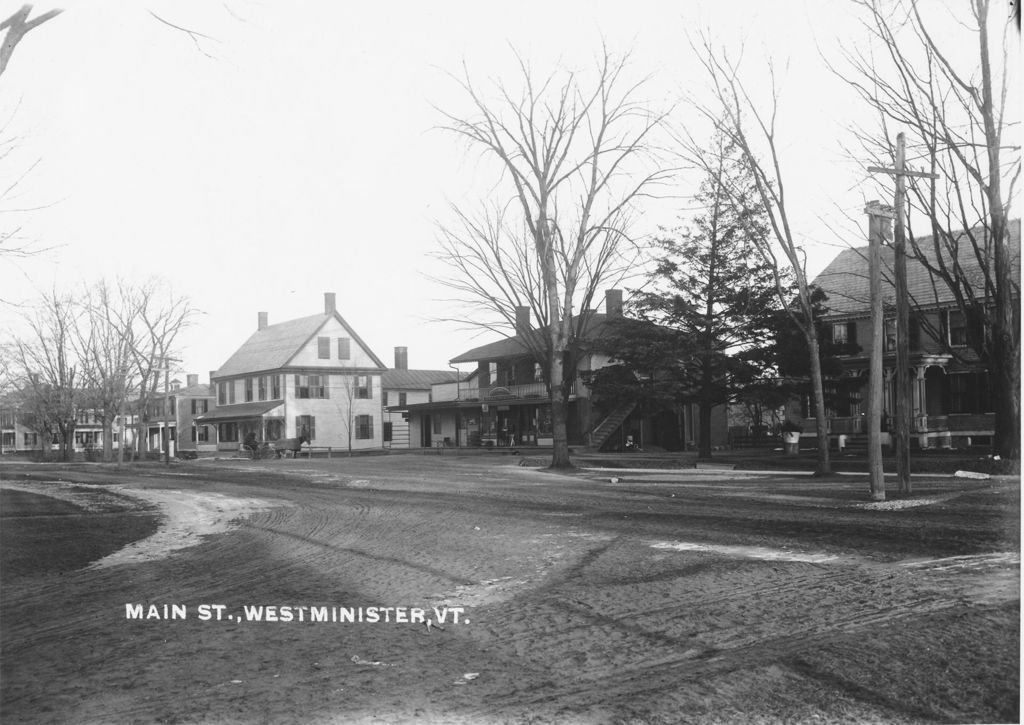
[89, 488, 281, 569]
[650, 540, 839, 563]
[853, 492, 964, 510]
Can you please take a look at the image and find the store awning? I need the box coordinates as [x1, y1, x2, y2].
[194, 401, 284, 422]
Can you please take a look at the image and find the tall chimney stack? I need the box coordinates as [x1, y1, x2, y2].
[187, 373, 199, 388]
[515, 306, 531, 335]
[324, 292, 336, 314]
[605, 289, 623, 317]
[394, 346, 408, 370]
[258, 311, 269, 330]
[209, 370, 217, 385]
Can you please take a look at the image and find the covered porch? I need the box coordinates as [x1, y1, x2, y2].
[801, 354, 995, 450]
[396, 397, 561, 449]
[195, 401, 286, 452]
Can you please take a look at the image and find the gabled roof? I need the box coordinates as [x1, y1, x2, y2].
[214, 312, 386, 377]
[449, 312, 619, 364]
[381, 369, 461, 390]
[812, 220, 1020, 317]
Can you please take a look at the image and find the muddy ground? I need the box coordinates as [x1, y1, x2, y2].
[0, 455, 1019, 724]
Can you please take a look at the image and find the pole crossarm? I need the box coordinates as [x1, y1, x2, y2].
[866, 166, 940, 180]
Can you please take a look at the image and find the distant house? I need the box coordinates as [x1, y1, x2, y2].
[399, 290, 727, 451]
[1, 378, 213, 457]
[0, 394, 42, 454]
[198, 293, 387, 452]
[173, 374, 218, 455]
[806, 219, 1020, 449]
[380, 346, 461, 449]
[118, 374, 217, 458]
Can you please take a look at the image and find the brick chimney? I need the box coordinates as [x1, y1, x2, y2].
[187, 374, 199, 388]
[324, 292, 336, 314]
[515, 306, 531, 335]
[258, 311, 269, 330]
[394, 346, 408, 370]
[605, 289, 623, 317]
[209, 370, 217, 384]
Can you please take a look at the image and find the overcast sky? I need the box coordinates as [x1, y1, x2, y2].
[0, 0, 1015, 380]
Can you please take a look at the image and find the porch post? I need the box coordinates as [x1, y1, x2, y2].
[883, 368, 896, 425]
[913, 367, 926, 436]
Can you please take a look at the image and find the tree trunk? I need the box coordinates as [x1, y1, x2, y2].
[993, 329, 1020, 459]
[102, 418, 114, 462]
[698, 399, 713, 459]
[548, 353, 572, 469]
[805, 328, 832, 476]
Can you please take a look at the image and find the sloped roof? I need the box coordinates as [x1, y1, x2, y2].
[195, 401, 283, 422]
[381, 369, 461, 390]
[449, 312, 618, 364]
[174, 383, 215, 398]
[812, 220, 1020, 317]
[214, 312, 386, 377]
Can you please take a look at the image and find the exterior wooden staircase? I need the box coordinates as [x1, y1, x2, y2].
[587, 402, 637, 451]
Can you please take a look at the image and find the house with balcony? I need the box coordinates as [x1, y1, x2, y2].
[805, 219, 1019, 449]
[398, 290, 724, 451]
[197, 293, 387, 452]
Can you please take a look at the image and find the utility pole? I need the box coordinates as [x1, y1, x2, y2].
[868, 134, 940, 494]
[164, 360, 171, 466]
[865, 202, 893, 501]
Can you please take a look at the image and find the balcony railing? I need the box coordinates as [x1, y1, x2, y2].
[477, 381, 577, 400]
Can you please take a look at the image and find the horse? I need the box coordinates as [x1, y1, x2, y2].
[272, 435, 309, 458]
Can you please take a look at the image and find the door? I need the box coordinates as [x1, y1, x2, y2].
[421, 415, 432, 447]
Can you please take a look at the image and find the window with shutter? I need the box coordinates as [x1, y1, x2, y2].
[317, 336, 330, 359]
[337, 337, 351, 360]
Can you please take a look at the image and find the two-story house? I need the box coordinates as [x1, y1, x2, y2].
[198, 293, 387, 452]
[808, 219, 1020, 449]
[173, 374, 218, 456]
[398, 290, 726, 451]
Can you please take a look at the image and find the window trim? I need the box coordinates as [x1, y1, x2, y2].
[355, 414, 373, 440]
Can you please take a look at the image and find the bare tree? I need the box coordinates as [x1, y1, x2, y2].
[0, 4, 62, 78]
[73, 280, 140, 463]
[435, 48, 670, 469]
[678, 36, 834, 476]
[10, 288, 79, 460]
[333, 374, 355, 456]
[123, 279, 198, 459]
[833, 0, 1020, 459]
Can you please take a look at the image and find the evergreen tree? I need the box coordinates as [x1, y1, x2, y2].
[634, 138, 780, 458]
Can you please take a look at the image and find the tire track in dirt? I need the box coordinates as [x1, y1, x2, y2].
[457, 521, 1018, 722]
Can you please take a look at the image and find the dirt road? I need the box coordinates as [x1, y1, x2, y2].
[1, 455, 1018, 723]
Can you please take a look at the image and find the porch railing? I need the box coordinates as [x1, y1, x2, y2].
[802, 416, 865, 435]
